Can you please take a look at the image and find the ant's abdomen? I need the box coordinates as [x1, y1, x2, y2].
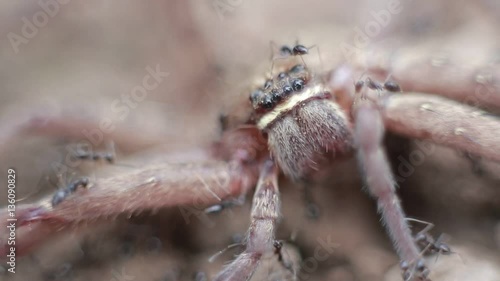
[266, 99, 353, 180]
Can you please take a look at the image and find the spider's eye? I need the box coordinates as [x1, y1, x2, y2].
[292, 44, 308, 55]
[292, 79, 305, 91]
[263, 79, 273, 90]
[270, 89, 283, 103]
[289, 64, 305, 73]
[250, 89, 264, 103]
[280, 46, 292, 56]
[259, 95, 275, 109]
[277, 72, 287, 80]
[282, 85, 293, 95]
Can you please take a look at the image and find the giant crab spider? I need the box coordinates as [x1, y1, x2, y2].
[2, 42, 500, 281]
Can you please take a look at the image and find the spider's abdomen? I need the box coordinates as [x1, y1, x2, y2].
[264, 97, 353, 179]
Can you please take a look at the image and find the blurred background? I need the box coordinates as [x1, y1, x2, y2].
[1, 0, 500, 280]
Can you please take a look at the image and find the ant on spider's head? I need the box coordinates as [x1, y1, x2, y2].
[269, 41, 318, 76]
[51, 177, 89, 207]
[279, 44, 310, 57]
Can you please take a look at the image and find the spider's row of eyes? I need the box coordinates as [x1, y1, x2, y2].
[250, 63, 310, 111]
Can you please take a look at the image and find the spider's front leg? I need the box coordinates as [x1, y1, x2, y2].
[214, 159, 282, 281]
[353, 89, 428, 280]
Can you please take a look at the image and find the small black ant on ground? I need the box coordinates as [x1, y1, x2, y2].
[400, 218, 460, 280]
[406, 218, 453, 257]
[415, 230, 452, 257]
[51, 142, 118, 206]
[400, 258, 429, 281]
[272, 239, 301, 277]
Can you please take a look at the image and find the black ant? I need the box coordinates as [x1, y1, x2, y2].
[272, 239, 300, 277]
[398, 218, 458, 281]
[400, 258, 429, 281]
[71, 142, 116, 164]
[415, 230, 452, 256]
[384, 80, 402, 92]
[355, 75, 402, 101]
[355, 77, 402, 93]
[410, 218, 465, 263]
[273, 240, 284, 262]
[406, 218, 452, 257]
[279, 44, 309, 57]
[269, 41, 317, 76]
[51, 177, 89, 207]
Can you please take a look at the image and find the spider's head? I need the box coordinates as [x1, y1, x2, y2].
[248, 62, 353, 180]
[250, 63, 330, 131]
[249, 64, 309, 111]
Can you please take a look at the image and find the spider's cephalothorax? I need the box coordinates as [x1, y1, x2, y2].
[249, 63, 353, 179]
